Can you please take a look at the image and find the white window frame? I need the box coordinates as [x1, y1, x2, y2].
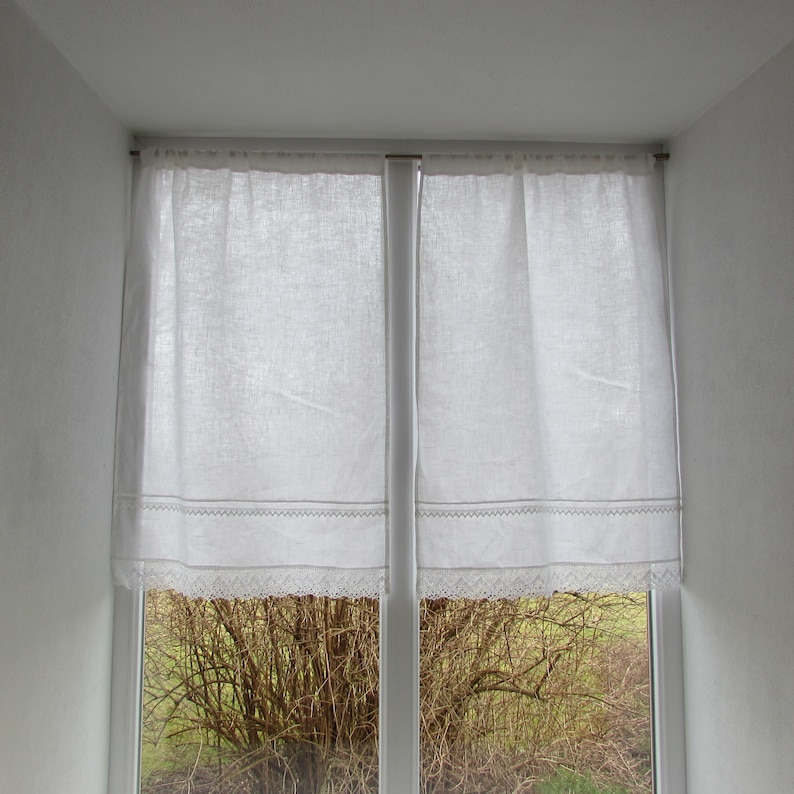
[107, 590, 687, 794]
[650, 584, 687, 792]
[380, 157, 420, 793]
[108, 142, 686, 794]
[108, 586, 143, 794]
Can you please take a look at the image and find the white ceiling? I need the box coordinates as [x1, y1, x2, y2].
[13, 0, 794, 143]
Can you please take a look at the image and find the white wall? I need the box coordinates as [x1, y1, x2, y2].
[0, 1, 128, 791]
[667, 39, 794, 792]
[2, 0, 794, 788]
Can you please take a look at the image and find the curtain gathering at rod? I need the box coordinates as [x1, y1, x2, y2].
[129, 150, 671, 161]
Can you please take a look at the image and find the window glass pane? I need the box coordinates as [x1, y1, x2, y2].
[142, 592, 379, 793]
[420, 593, 651, 793]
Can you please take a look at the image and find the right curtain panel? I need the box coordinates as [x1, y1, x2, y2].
[416, 153, 680, 598]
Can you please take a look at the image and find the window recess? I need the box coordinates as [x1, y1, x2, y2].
[108, 148, 685, 794]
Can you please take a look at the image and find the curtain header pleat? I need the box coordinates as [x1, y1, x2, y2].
[140, 148, 385, 176]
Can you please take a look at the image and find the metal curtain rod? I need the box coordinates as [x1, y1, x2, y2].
[129, 149, 670, 161]
[126, 150, 423, 158]
[127, 150, 422, 159]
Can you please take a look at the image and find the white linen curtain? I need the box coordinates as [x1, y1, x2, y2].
[112, 151, 387, 598]
[416, 154, 680, 597]
[112, 149, 680, 600]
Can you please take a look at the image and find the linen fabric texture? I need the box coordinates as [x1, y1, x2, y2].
[416, 154, 679, 597]
[112, 150, 680, 600]
[112, 151, 387, 598]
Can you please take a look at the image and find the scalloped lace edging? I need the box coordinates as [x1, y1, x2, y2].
[416, 499, 679, 519]
[112, 561, 679, 600]
[112, 560, 385, 599]
[417, 561, 680, 599]
[115, 496, 386, 519]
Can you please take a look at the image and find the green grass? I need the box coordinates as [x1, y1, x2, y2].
[536, 767, 632, 794]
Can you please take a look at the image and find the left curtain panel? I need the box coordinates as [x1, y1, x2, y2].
[112, 150, 387, 598]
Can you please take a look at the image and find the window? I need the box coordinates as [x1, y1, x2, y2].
[137, 591, 653, 793]
[141, 592, 381, 792]
[109, 147, 685, 794]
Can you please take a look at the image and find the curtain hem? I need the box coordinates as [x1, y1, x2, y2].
[417, 560, 680, 599]
[112, 560, 386, 599]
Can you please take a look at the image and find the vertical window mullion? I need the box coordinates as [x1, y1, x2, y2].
[381, 158, 420, 794]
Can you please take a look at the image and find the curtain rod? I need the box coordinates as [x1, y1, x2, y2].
[127, 150, 421, 159]
[129, 150, 670, 161]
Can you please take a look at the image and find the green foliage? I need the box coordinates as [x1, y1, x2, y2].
[536, 767, 632, 794]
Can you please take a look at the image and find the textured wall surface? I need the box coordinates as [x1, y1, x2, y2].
[667, 39, 794, 793]
[3, 0, 794, 787]
[0, 1, 128, 791]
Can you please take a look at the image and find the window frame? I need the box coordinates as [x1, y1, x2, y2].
[649, 587, 688, 793]
[380, 157, 420, 793]
[108, 585, 143, 794]
[108, 143, 686, 794]
[107, 587, 687, 794]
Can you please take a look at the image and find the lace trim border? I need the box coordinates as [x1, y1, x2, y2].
[113, 560, 679, 600]
[117, 497, 677, 521]
[418, 561, 680, 599]
[112, 560, 386, 599]
[115, 496, 387, 520]
[417, 500, 679, 519]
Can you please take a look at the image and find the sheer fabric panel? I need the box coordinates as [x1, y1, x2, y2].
[112, 151, 387, 598]
[416, 154, 680, 598]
